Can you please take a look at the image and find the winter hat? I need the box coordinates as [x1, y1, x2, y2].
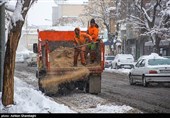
[74, 27, 80, 32]
[90, 19, 95, 24]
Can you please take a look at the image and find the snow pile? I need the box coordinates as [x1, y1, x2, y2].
[0, 77, 76, 113]
[0, 75, 142, 113]
[137, 53, 166, 61]
[104, 68, 131, 75]
[0, 76, 141, 113]
[83, 104, 134, 113]
[16, 45, 32, 54]
[11, 0, 24, 27]
[166, 1, 170, 16]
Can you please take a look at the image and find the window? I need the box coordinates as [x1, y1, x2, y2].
[106, 56, 115, 60]
[139, 60, 145, 67]
[135, 59, 143, 67]
[148, 59, 170, 66]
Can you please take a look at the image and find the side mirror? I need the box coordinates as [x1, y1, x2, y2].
[130, 65, 134, 69]
[33, 43, 38, 53]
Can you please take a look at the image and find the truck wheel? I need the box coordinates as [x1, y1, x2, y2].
[38, 78, 44, 92]
[111, 64, 114, 69]
[77, 81, 85, 91]
[85, 82, 89, 93]
[115, 64, 119, 69]
[67, 81, 76, 91]
[36, 70, 39, 78]
[142, 75, 148, 87]
[129, 73, 134, 85]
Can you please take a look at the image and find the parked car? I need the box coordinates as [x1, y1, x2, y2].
[26, 53, 37, 67]
[129, 53, 170, 87]
[162, 56, 170, 59]
[15, 53, 25, 63]
[104, 55, 115, 68]
[137, 55, 149, 62]
[111, 54, 134, 69]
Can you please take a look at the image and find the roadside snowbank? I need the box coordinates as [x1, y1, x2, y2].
[104, 68, 131, 75]
[0, 77, 76, 113]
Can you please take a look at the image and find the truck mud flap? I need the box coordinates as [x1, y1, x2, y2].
[87, 74, 101, 94]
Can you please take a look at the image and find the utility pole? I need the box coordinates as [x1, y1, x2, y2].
[0, 1, 5, 92]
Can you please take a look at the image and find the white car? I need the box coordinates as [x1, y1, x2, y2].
[137, 55, 149, 62]
[129, 53, 170, 87]
[111, 54, 134, 69]
[26, 53, 37, 66]
[104, 56, 115, 68]
[15, 53, 25, 63]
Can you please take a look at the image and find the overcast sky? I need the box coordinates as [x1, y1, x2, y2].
[27, 0, 88, 26]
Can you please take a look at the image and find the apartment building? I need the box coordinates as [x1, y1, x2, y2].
[52, 3, 87, 27]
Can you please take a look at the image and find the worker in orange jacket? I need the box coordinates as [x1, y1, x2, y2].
[87, 18, 99, 63]
[73, 27, 93, 66]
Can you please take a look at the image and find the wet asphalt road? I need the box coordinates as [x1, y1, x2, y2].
[15, 63, 170, 113]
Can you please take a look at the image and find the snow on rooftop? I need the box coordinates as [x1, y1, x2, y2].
[11, 0, 24, 27]
[144, 53, 165, 60]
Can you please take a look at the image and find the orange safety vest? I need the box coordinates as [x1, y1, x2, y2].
[88, 26, 99, 42]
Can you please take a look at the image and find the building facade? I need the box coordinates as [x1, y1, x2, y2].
[18, 28, 38, 52]
[52, 3, 87, 27]
[114, 0, 160, 60]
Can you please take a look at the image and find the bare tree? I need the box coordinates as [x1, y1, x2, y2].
[2, 0, 36, 106]
[83, 0, 116, 54]
[127, 0, 170, 54]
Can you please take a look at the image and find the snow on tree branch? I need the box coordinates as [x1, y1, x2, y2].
[6, 0, 37, 31]
[128, 0, 170, 44]
[11, 0, 24, 27]
[0, 0, 6, 6]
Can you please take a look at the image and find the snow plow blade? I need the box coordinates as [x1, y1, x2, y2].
[38, 67, 90, 96]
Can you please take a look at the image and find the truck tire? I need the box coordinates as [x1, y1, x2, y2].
[129, 73, 134, 85]
[142, 75, 148, 87]
[85, 82, 89, 93]
[115, 63, 119, 69]
[77, 80, 85, 91]
[86, 74, 101, 94]
[111, 64, 114, 69]
[36, 70, 39, 78]
[38, 78, 44, 92]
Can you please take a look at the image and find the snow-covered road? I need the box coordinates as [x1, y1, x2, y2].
[0, 63, 141, 113]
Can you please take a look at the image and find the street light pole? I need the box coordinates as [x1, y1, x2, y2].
[0, 1, 5, 92]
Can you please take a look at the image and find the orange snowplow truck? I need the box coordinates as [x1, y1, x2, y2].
[33, 28, 105, 95]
